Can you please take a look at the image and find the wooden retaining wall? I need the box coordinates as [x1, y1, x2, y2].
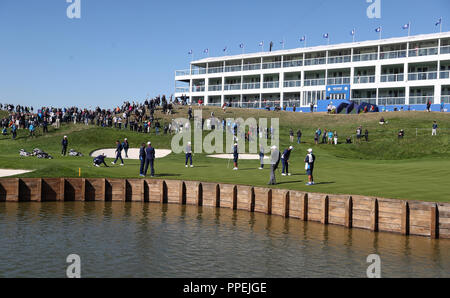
[0, 178, 449, 239]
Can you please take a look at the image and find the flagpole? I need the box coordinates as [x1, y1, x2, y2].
[408, 22, 411, 37]
[440, 17, 443, 33]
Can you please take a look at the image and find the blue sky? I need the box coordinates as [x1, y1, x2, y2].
[0, 0, 448, 108]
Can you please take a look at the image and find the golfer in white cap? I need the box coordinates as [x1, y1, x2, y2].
[268, 145, 281, 185]
[305, 148, 316, 185]
[185, 141, 193, 168]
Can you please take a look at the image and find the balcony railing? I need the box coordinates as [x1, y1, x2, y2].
[283, 80, 302, 88]
[175, 87, 189, 93]
[304, 78, 325, 86]
[304, 57, 326, 66]
[354, 76, 375, 84]
[206, 102, 222, 107]
[441, 45, 450, 55]
[327, 55, 351, 64]
[224, 83, 241, 91]
[352, 98, 377, 105]
[283, 100, 301, 108]
[379, 50, 407, 60]
[175, 69, 190, 76]
[327, 77, 350, 85]
[241, 102, 260, 108]
[283, 60, 303, 68]
[262, 62, 282, 69]
[440, 71, 450, 79]
[408, 47, 438, 57]
[208, 85, 222, 91]
[191, 68, 207, 75]
[261, 100, 281, 108]
[408, 71, 438, 81]
[380, 74, 404, 82]
[263, 81, 280, 88]
[378, 97, 406, 105]
[442, 95, 450, 104]
[409, 96, 433, 105]
[242, 63, 261, 71]
[208, 67, 224, 74]
[225, 65, 242, 72]
[242, 82, 260, 89]
[352, 53, 378, 62]
[191, 86, 205, 92]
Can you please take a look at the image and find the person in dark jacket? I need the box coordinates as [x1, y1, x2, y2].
[122, 138, 129, 158]
[281, 146, 293, 176]
[93, 153, 108, 167]
[296, 129, 302, 144]
[268, 146, 281, 185]
[144, 141, 156, 177]
[112, 140, 124, 165]
[232, 143, 239, 170]
[61, 136, 68, 156]
[139, 143, 146, 176]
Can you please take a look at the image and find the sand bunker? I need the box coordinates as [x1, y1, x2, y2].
[0, 169, 33, 178]
[207, 154, 269, 160]
[90, 148, 172, 159]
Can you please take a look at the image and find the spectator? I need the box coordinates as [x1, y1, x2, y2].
[364, 129, 369, 142]
[356, 126, 362, 143]
[333, 131, 338, 145]
[432, 121, 438, 136]
[398, 129, 405, 140]
[61, 136, 68, 156]
[258, 144, 265, 170]
[296, 129, 302, 144]
[289, 129, 294, 143]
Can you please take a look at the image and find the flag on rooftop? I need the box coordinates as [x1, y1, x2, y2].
[323, 33, 329, 38]
[258, 41, 264, 47]
[223, 46, 227, 52]
[188, 50, 192, 55]
[239, 43, 244, 48]
[402, 23, 410, 30]
[375, 26, 382, 32]
[203, 48, 209, 54]
[436, 17, 442, 26]
[300, 36, 306, 42]
[351, 29, 355, 36]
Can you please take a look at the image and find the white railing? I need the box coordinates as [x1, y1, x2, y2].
[206, 102, 222, 107]
[327, 77, 350, 85]
[225, 65, 242, 72]
[262, 62, 282, 69]
[304, 57, 326, 66]
[208, 85, 222, 91]
[354, 76, 375, 84]
[263, 82, 280, 88]
[352, 53, 378, 62]
[242, 82, 260, 89]
[408, 47, 438, 57]
[283, 60, 303, 68]
[224, 83, 241, 91]
[409, 96, 433, 105]
[283, 100, 301, 108]
[351, 98, 377, 105]
[175, 69, 190, 76]
[242, 63, 261, 71]
[191, 86, 205, 92]
[191, 68, 207, 75]
[378, 97, 406, 105]
[207, 66, 224, 74]
[408, 71, 438, 81]
[327, 55, 351, 64]
[379, 50, 407, 60]
[283, 80, 302, 88]
[441, 45, 450, 54]
[304, 78, 325, 86]
[440, 71, 450, 79]
[241, 102, 260, 108]
[175, 87, 189, 93]
[261, 100, 281, 108]
[380, 73, 404, 82]
[442, 95, 450, 104]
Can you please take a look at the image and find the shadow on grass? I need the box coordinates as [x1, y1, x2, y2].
[276, 180, 303, 185]
[314, 182, 335, 185]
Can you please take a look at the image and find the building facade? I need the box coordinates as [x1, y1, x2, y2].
[175, 32, 450, 111]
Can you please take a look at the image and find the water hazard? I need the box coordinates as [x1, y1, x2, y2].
[0, 202, 448, 277]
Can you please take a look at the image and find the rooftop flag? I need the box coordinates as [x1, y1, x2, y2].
[203, 48, 209, 54]
[300, 36, 306, 42]
[351, 29, 355, 36]
[323, 33, 329, 38]
[436, 17, 442, 26]
[375, 26, 382, 32]
[188, 50, 192, 55]
[239, 43, 244, 48]
[402, 23, 410, 29]
[223, 46, 227, 52]
[258, 41, 264, 47]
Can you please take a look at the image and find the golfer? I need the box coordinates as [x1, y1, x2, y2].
[144, 141, 156, 177]
[185, 141, 193, 167]
[139, 143, 146, 177]
[258, 144, 265, 170]
[61, 136, 68, 156]
[268, 145, 281, 185]
[281, 146, 293, 176]
[93, 153, 108, 167]
[305, 148, 316, 186]
[123, 138, 129, 158]
[233, 143, 239, 170]
[111, 140, 124, 165]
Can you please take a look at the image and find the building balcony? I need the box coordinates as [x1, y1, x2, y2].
[352, 53, 378, 62]
[208, 85, 222, 91]
[243, 63, 261, 71]
[441, 45, 450, 55]
[304, 57, 326, 66]
[224, 83, 241, 91]
[409, 96, 433, 105]
[351, 98, 377, 105]
[327, 77, 350, 85]
[283, 60, 303, 68]
[380, 74, 404, 82]
[283, 80, 302, 88]
[263, 81, 280, 88]
[380, 50, 407, 60]
[208, 67, 224, 74]
[242, 82, 260, 89]
[225, 65, 242, 72]
[192, 86, 205, 92]
[378, 97, 406, 105]
[442, 95, 450, 104]
[408, 71, 438, 81]
[262, 62, 282, 69]
[327, 55, 351, 64]
[440, 70, 450, 79]
[408, 47, 438, 57]
[354, 76, 375, 84]
[191, 69, 207, 75]
[175, 87, 189, 93]
[176, 69, 190, 76]
[304, 78, 325, 86]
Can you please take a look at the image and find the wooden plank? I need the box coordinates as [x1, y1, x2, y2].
[201, 182, 219, 207]
[84, 178, 105, 201]
[236, 185, 254, 212]
[254, 187, 271, 214]
[64, 178, 84, 201]
[126, 179, 144, 202]
[0, 178, 19, 201]
[106, 178, 126, 201]
[345, 196, 353, 228]
[165, 180, 185, 204]
[219, 184, 237, 209]
[185, 181, 202, 206]
[145, 179, 164, 203]
[288, 191, 307, 220]
[19, 178, 42, 202]
[271, 189, 289, 217]
[41, 178, 63, 201]
[431, 204, 438, 239]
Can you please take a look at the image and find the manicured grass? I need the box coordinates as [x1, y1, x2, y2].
[1, 107, 450, 202]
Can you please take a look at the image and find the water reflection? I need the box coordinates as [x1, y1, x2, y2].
[0, 202, 448, 278]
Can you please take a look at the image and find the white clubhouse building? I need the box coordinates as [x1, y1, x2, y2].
[174, 32, 450, 111]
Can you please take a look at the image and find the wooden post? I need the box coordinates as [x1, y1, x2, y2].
[401, 201, 410, 235]
[430, 204, 439, 239]
[321, 195, 329, 224]
[345, 196, 353, 228]
[371, 198, 379, 232]
[301, 193, 308, 221]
